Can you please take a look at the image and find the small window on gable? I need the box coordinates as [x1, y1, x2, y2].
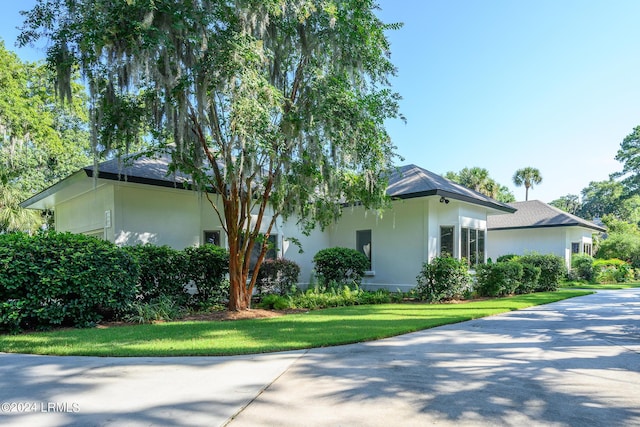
[204, 230, 221, 246]
[356, 229, 372, 270]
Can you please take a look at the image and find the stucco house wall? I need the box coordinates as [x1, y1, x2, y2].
[487, 200, 605, 269]
[21, 157, 516, 290]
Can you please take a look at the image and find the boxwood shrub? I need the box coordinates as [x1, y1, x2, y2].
[0, 232, 139, 332]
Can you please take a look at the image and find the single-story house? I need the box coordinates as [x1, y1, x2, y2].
[487, 200, 606, 269]
[21, 156, 516, 291]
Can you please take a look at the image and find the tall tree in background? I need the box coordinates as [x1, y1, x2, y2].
[615, 125, 640, 192]
[0, 39, 90, 232]
[444, 167, 515, 203]
[512, 167, 542, 201]
[549, 194, 581, 215]
[20, 0, 403, 311]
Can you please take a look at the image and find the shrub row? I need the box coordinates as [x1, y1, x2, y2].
[0, 232, 139, 332]
[0, 232, 230, 332]
[476, 254, 565, 297]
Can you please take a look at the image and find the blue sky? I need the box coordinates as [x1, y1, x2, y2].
[2, 1, 639, 202]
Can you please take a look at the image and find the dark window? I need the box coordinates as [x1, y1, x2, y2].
[440, 226, 454, 257]
[571, 242, 580, 254]
[461, 227, 469, 261]
[356, 229, 372, 270]
[204, 230, 221, 246]
[583, 243, 592, 256]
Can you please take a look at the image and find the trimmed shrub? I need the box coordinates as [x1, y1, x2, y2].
[475, 261, 523, 297]
[414, 256, 471, 302]
[313, 247, 370, 287]
[183, 244, 230, 306]
[571, 254, 594, 282]
[518, 263, 541, 294]
[123, 244, 190, 304]
[519, 254, 566, 291]
[0, 232, 139, 332]
[256, 258, 300, 296]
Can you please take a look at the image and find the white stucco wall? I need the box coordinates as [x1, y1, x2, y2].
[55, 183, 115, 241]
[321, 197, 490, 290]
[487, 226, 594, 269]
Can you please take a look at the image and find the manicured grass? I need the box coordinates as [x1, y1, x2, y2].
[0, 290, 591, 357]
[561, 281, 640, 290]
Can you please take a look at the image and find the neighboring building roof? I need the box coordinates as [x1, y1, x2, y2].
[387, 164, 516, 213]
[487, 200, 606, 232]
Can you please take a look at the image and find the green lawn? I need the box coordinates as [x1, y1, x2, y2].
[560, 281, 640, 290]
[0, 290, 591, 357]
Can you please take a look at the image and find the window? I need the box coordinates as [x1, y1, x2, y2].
[440, 226, 454, 257]
[571, 242, 580, 254]
[461, 227, 485, 267]
[583, 243, 592, 256]
[356, 229, 372, 270]
[204, 230, 221, 246]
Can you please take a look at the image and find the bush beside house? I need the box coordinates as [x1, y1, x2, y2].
[0, 232, 230, 332]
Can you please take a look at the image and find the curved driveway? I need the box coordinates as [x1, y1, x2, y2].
[1, 289, 639, 427]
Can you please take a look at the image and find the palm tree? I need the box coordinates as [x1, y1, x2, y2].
[513, 167, 542, 201]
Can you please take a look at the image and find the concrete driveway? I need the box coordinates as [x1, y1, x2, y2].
[1, 289, 638, 427]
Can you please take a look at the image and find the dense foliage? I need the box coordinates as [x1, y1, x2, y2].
[0, 232, 138, 332]
[414, 256, 472, 302]
[444, 167, 515, 203]
[518, 254, 565, 291]
[0, 40, 90, 232]
[256, 258, 301, 296]
[0, 232, 231, 331]
[313, 247, 370, 287]
[20, 0, 403, 311]
[475, 261, 523, 297]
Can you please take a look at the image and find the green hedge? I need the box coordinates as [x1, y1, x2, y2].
[0, 232, 139, 332]
[183, 244, 229, 306]
[123, 244, 190, 304]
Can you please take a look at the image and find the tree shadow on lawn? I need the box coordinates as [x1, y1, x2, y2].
[230, 289, 640, 426]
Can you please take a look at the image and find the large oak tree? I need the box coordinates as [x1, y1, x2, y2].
[20, 0, 403, 310]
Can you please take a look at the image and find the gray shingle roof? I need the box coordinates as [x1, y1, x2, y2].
[83, 152, 193, 189]
[487, 200, 606, 232]
[387, 165, 516, 213]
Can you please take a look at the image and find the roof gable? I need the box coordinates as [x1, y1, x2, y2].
[487, 200, 606, 232]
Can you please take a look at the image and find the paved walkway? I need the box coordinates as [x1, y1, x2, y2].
[0, 289, 639, 427]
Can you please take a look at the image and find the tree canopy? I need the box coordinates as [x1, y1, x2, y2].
[512, 167, 542, 201]
[0, 39, 90, 232]
[20, 0, 403, 310]
[444, 167, 515, 203]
